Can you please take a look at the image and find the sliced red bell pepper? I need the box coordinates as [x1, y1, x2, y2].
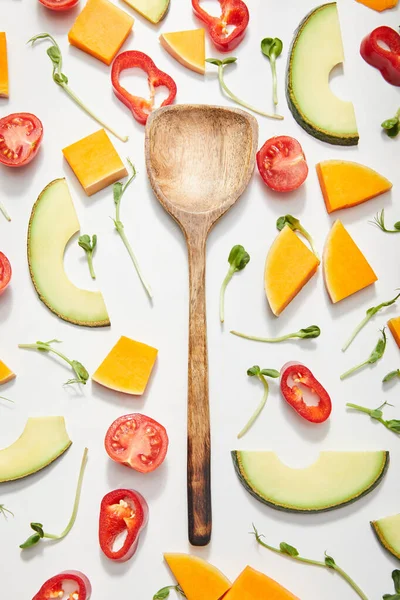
[280, 363, 332, 423]
[33, 571, 91, 600]
[99, 489, 148, 562]
[111, 51, 177, 126]
[360, 26, 400, 86]
[192, 0, 249, 52]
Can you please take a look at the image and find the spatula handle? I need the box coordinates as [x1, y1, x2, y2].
[187, 234, 211, 546]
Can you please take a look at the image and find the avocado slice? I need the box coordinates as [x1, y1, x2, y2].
[28, 179, 110, 327]
[122, 0, 169, 23]
[371, 513, 400, 560]
[0, 417, 72, 482]
[287, 2, 359, 146]
[232, 450, 389, 512]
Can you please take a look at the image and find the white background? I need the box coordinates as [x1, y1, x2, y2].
[1, 0, 400, 597]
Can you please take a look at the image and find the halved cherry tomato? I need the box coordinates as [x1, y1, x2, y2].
[0, 113, 43, 168]
[0, 252, 12, 294]
[280, 363, 332, 423]
[33, 570, 91, 600]
[38, 0, 79, 9]
[256, 136, 308, 193]
[105, 413, 168, 473]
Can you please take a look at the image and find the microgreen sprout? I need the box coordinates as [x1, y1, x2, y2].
[206, 57, 284, 120]
[277, 215, 319, 258]
[0, 201, 11, 222]
[78, 234, 97, 280]
[20, 448, 88, 549]
[237, 366, 279, 439]
[381, 108, 400, 138]
[112, 160, 152, 299]
[27, 33, 128, 142]
[383, 569, 400, 599]
[340, 328, 387, 380]
[153, 585, 186, 599]
[0, 505, 13, 519]
[261, 37, 283, 106]
[231, 325, 320, 343]
[370, 208, 400, 233]
[347, 401, 400, 436]
[383, 369, 400, 383]
[18, 339, 89, 385]
[219, 245, 250, 323]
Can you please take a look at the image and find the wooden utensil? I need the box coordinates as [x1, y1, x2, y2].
[145, 104, 258, 546]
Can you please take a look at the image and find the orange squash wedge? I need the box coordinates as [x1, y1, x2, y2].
[0, 33, 9, 98]
[316, 160, 392, 214]
[355, 0, 398, 10]
[323, 220, 377, 303]
[388, 317, 400, 349]
[160, 29, 205, 75]
[164, 553, 231, 600]
[223, 566, 299, 600]
[264, 225, 320, 316]
[0, 360, 15, 385]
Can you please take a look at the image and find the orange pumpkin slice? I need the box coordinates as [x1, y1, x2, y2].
[224, 566, 299, 600]
[388, 317, 400, 348]
[316, 160, 392, 214]
[323, 220, 377, 303]
[160, 29, 205, 75]
[164, 553, 231, 600]
[0, 360, 15, 385]
[264, 225, 320, 316]
[355, 0, 398, 10]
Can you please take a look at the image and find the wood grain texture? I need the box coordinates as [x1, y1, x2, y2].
[145, 104, 258, 546]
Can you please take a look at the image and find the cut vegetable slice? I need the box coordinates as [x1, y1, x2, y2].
[287, 3, 358, 146]
[356, 0, 398, 10]
[388, 317, 400, 348]
[232, 450, 389, 512]
[316, 160, 392, 213]
[0, 33, 9, 98]
[123, 0, 169, 23]
[264, 225, 320, 316]
[323, 220, 377, 303]
[0, 359, 15, 385]
[28, 178, 110, 327]
[0, 417, 71, 482]
[160, 29, 205, 75]
[371, 512, 400, 560]
[224, 566, 298, 600]
[164, 554, 231, 600]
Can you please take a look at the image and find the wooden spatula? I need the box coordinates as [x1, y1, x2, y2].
[145, 104, 258, 546]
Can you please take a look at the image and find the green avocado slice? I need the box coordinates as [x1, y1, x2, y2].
[122, 0, 169, 23]
[0, 417, 72, 482]
[232, 450, 389, 513]
[371, 513, 400, 561]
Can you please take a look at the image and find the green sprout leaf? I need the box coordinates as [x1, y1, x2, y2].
[18, 340, 89, 386]
[347, 401, 400, 436]
[341, 328, 387, 380]
[383, 370, 400, 383]
[276, 215, 319, 257]
[237, 366, 279, 438]
[153, 586, 186, 599]
[231, 325, 320, 343]
[219, 245, 250, 323]
[261, 37, 283, 106]
[381, 108, 400, 138]
[78, 234, 97, 280]
[280, 542, 299, 557]
[370, 209, 400, 233]
[325, 553, 336, 569]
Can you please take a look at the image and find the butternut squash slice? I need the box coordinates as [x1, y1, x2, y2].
[160, 29, 205, 75]
[223, 566, 299, 600]
[323, 220, 377, 303]
[388, 317, 400, 349]
[163, 553, 231, 600]
[355, 0, 398, 10]
[316, 160, 392, 213]
[264, 225, 320, 316]
[0, 33, 9, 98]
[0, 359, 15, 385]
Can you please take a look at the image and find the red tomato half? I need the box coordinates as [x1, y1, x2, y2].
[105, 414, 169, 473]
[0, 252, 12, 294]
[256, 136, 308, 193]
[38, 0, 79, 10]
[0, 113, 43, 168]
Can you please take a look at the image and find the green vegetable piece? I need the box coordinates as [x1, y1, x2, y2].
[27, 33, 128, 142]
[153, 586, 186, 599]
[383, 370, 400, 383]
[370, 209, 400, 233]
[206, 57, 284, 120]
[381, 109, 400, 138]
[230, 325, 320, 343]
[0, 504, 13, 519]
[280, 542, 299, 557]
[237, 366, 279, 439]
[324, 553, 336, 569]
[78, 234, 97, 280]
[383, 569, 400, 599]
[340, 328, 387, 380]
[261, 37, 283, 106]
[219, 245, 250, 323]
[112, 160, 152, 299]
[347, 401, 400, 436]
[276, 214, 319, 257]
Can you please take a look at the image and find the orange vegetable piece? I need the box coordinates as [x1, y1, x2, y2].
[264, 225, 320, 316]
[355, 0, 398, 10]
[224, 566, 299, 600]
[323, 220, 377, 303]
[68, 0, 134, 66]
[164, 553, 231, 600]
[316, 160, 392, 214]
[92, 335, 158, 395]
[388, 317, 400, 348]
[0, 359, 15, 385]
[0, 33, 9, 98]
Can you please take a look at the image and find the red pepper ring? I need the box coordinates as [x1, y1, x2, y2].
[111, 51, 177, 126]
[280, 363, 332, 424]
[99, 489, 149, 562]
[360, 26, 400, 87]
[192, 0, 249, 52]
[33, 570, 91, 600]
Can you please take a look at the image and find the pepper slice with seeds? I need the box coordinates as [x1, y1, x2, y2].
[32, 571, 91, 600]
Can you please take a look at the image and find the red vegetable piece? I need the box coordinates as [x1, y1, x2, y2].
[111, 51, 177, 125]
[0, 113, 43, 168]
[192, 0, 249, 52]
[0, 252, 11, 294]
[280, 363, 332, 423]
[33, 570, 91, 600]
[256, 136, 308, 193]
[360, 26, 400, 86]
[99, 489, 148, 562]
[38, 0, 79, 11]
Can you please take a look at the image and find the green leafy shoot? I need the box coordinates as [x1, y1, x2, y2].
[347, 401, 400, 436]
[370, 209, 400, 234]
[0, 505, 14, 519]
[251, 525, 368, 600]
[383, 569, 400, 599]
[18, 339, 89, 385]
[261, 37, 283, 106]
[277, 215, 319, 258]
[381, 108, 400, 138]
[342, 293, 400, 351]
[219, 245, 250, 323]
[231, 325, 320, 343]
[383, 369, 400, 383]
[112, 160, 152, 299]
[153, 585, 187, 599]
[78, 234, 97, 280]
[340, 328, 387, 380]
[20, 448, 88, 549]
[27, 33, 128, 142]
[237, 366, 279, 439]
[0, 200, 11, 222]
[206, 57, 284, 120]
